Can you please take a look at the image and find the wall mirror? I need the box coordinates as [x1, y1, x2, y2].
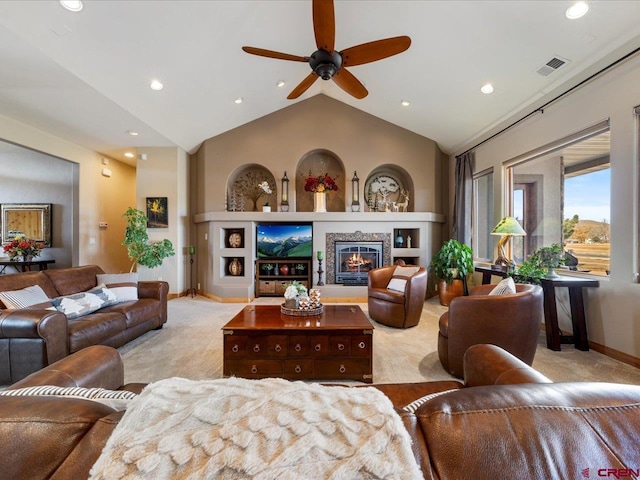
[1, 204, 52, 247]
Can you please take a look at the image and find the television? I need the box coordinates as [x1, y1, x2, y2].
[256, 222, 313, 259]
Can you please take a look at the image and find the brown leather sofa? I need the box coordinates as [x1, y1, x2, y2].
[2, 343, 639, 480]
[0, 265, 168, 384]
[368, 264, 428, 328]
[438, 283, 543, 378]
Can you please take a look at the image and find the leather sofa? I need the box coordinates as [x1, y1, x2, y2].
[0, 265, 168, 384]
[438, 283, 543, 378]
[1, 343, 638, 480]
[368, 264, 428, 328]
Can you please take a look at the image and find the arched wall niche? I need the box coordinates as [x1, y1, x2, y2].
[364, 164, 414, 212]
[226, 164, 277, 211]
[295, 149, 346, 212]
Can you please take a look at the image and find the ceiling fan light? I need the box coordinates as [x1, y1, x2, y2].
[481, 83, 494, 94]
[566, 2, 589, 19]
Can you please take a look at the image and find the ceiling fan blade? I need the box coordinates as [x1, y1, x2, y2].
[332, 68, 368, 99]
[341, 36, 411, 67]
[313, 0, 335, 52]
[242, 46, 308, 63]
[287, 73, 319, 99]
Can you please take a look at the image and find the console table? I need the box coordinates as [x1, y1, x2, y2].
[0, 259, 55, 274]
[475, 265, 599, 351]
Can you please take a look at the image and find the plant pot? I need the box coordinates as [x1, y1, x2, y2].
[545, 267, 559, 278]
[284, 297, 298, 309]
[438, 278, 465, 306]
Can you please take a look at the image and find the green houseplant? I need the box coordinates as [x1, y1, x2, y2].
[507, 243, 565, 284]
[430, 239, 474, 305]
[122, 207, 175, 272]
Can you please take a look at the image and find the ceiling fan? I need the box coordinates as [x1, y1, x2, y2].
[242, 0, 411, 100]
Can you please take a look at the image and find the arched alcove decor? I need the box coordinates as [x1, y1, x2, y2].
[364, 165, 414, 212]
[226, 164, 277, 211]
[295, 150, 346, 212]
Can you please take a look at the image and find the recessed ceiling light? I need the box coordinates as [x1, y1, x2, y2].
[127, 130, 139, 136]
[276, 80, 286, 88]
[150, 80, 164, 91]
[481, 83, 494, 94]
[566, 2, 589, 19]
[124, 152, 135, 158]
[401, 99, 411, 107]
[234, 97, 244, 104]
[59, 0, 83, 12]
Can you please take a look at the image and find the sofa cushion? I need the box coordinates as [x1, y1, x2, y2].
[387, 277, 407, 292]
[44, 265, 105, 296]
[489, 277, 516, 295]
[0, 284, 51, 309]
[68, 312, 127, 353]
[100, 298, 160, 329]
[393, 265, 420, 277]
[96, 273, 138, 302]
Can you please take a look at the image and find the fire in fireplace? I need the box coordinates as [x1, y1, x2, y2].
[335, 241, 383, 285]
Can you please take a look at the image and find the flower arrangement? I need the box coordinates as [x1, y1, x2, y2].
[303, 172, 338, 193]
[284, 280, 308, 300]
[258, 181, 272, 206]
[3, 235, 44, 260]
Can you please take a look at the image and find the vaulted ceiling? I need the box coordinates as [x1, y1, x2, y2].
[0, 1, 639, 165]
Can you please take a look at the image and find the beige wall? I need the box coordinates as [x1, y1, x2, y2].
[453, 53, 640, 361]
[0, 113, 135, 274]
[194, 95, 443, 214]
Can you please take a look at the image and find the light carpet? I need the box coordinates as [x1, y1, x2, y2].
[118, 296, 640, 386]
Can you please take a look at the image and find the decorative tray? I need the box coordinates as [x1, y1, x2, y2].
[281, 304, 324, 316]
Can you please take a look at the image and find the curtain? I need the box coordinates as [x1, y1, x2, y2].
[452, 151, 474, 245]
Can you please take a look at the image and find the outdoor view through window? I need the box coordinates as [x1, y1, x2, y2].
[510, 129, 610, 275]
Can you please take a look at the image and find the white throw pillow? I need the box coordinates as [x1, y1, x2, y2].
[387, 277, 407, 292]
[393, 266, 420, 277]
[0, 385, 137, 411]
[96, 273, 139, 302]
[0, 285, 50, 309]
[488, 277, 516, 295]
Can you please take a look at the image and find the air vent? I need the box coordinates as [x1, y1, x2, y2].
[536, 55, 570, 76]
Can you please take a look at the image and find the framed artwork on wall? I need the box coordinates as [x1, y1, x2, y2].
[146, 197, 168, 228]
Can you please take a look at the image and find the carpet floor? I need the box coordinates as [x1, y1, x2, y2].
[118, 295, 640, 386]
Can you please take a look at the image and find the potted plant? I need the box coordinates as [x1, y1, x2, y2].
[430, 239, 474, 306]
[122, 207, 175, 273]
[508, 243, 565, 283]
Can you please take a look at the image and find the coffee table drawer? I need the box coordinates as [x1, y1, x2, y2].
[309, 335, 329, 356]
[329, 335, 351, 356]
[247, 337, 267, 356]
[314, 359, 371, 379]
[289, 335, 309, 356]
[351, 335, 372, 357]
[224, 335, 247, 356]
[225, 359, 283, 377]
[284, 359, 314, 375]
[268, 335, 288, 356]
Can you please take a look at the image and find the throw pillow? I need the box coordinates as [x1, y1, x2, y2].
[96, 273, 139, 302]
[0, 285, 51, 309]
[489, 277, 516, 295]
[403, 389, 458, 414]
[0, 386, 137, 411]
[393, 265, 420, 277]
[387, 277, 407, 292]
[51, 291, 106, 319]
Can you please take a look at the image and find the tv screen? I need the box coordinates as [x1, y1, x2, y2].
[256, 223, 313, 259]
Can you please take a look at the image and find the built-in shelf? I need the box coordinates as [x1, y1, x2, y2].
[255, 259, 312, 297]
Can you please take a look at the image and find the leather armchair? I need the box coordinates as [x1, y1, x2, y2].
[367, 265, 428, 328]
[438, 283, 543, 378]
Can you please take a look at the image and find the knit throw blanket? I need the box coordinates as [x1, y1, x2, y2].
[89, 377, 422, 480]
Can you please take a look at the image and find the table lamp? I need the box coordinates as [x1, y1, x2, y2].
[490, 216, 526, 268]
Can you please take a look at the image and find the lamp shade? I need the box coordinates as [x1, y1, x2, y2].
[491, 216, 526, 236]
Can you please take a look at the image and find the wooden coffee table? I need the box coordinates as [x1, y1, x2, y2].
[222, 304, 374, 383]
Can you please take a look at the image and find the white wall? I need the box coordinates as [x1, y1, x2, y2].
[454, 53, 640, 361]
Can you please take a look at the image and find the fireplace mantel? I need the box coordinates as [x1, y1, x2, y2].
[193, 211, 445, 301]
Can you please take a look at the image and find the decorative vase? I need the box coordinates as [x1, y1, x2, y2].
[313, 192, 327, 212]
[280, 264, 289, 276]
[262, 205, 271, 212]
[23, 255, 33, 262]
[284, 297, 298, 309]
[228, 258, 242, 276]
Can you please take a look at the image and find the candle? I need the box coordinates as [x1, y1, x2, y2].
[189, 245, 195, 255]
[317, 250, 323, 260]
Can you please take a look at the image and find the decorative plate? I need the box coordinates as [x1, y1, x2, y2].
[228, 232, 242, 248]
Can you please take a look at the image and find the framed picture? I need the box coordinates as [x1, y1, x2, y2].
[146, 197, 168, 228]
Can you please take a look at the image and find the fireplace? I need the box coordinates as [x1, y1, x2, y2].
[335, 241, 383, 285]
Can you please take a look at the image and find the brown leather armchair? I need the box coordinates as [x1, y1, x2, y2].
[438, 283, 543, 378]
[367, 265, 428, 328]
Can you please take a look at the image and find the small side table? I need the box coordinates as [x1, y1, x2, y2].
[475, 265, 508, 285]
[540, 276, 599, 351]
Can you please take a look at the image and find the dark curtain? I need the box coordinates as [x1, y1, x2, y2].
[452, 151, 474, 245]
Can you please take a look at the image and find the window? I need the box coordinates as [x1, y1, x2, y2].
[506, 122, 610, 276]
[473, 168, 493, 261]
